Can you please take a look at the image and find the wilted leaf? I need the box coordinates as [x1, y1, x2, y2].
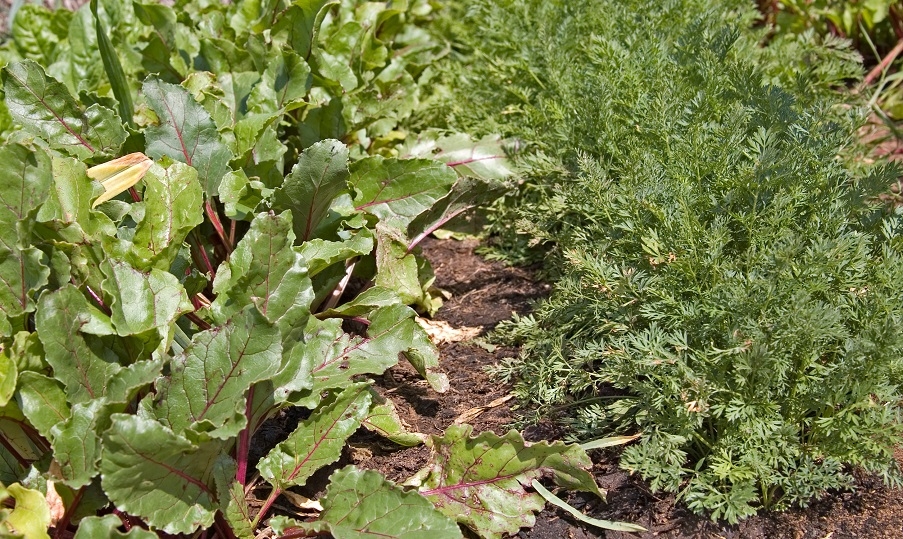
[362, 396, 426, 447]
[258, 384, 372, 491]
[410, 424, 604, 539]
[100, 414, 225, 535]
[153, 307, 282, 439]
[273, 139, 350, 241]
[142, 77, 233, 195]
[2, 60, 126, 158]
[350, 156, 457, 229]
[298, 466, 463, 539]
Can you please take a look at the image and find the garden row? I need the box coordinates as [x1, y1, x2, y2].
[0, 0, 901, 536]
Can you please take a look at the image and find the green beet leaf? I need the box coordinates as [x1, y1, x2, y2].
[35, 285, 160, 404]
[127, 161, 204, 271]
[247, 48, 311, 113]
[401, 133, 516, 183]
[272, 139, 350, 242]
[297, 228, 374, 277]
[142, 77, 233, 195]
[49, 398, 109, 488]
[0, 143, 52, 251]
[210, 211, 314, 341]
[300, 466, 463, 539]
[2, 60, 126, 159]
[299, 304, 434, 399]
[0, 352, 15, 407]
[100, 259, 193, 340]
[74, 515, 158, 538]
[100, 414, 226, 535]
[152, 307, 282, 439]
[15, 372, 69, 442]
[257, 383, 372, 491]
[410, 424, 604, 539]
[350, 156, 457, 229]
[0, 143, 53, 335]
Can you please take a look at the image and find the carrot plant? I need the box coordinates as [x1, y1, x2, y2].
[422, 0, 903, 523]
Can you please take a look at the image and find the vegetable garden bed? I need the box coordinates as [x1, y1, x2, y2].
[2, 0, 903, 537]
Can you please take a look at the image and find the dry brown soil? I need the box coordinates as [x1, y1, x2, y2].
[337, 237, 903, 539]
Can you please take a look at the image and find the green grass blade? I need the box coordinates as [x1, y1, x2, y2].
[531, 479, 647, 533]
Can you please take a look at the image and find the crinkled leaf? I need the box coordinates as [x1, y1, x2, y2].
[15, 372, 69, 441]
[374, 224, 429, 310]
[273, 139, 350, 242]
[128, 161, 204, 270]
[401, 319, 448, 394]
[211, 211, 314, 341]
[257, 384, 372, 490]
[100, 259, 193, 339]
[0, 142, 52, 251]
[350, 156, 457, 229]
[298, 228, 374, 277]
[362, 396, 426, 447]
[36, 285, 160, 404]
[100, 414, 224, 535]
[0, 248, 50, 337]
[303, 305, 424, 398]
[411, 424, 604, 539]
[247, 47, 311, 113]
[142, 77, 232, 195]
[216, 479, 255, 539]
[271, 0, 337, 59]
[153, 307, 282, 439]
[4, 483, 51, 539]
[299, 466, 462, 539]
[50, 399, 109, 488]
[2, 60, 126, 158]
[74, 515, 158, 538]
[219, 169, 268, 220]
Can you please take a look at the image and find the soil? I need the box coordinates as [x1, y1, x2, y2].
[335, 237, 903, 539]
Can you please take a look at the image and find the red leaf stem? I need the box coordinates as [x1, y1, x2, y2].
[128, 186, 142, 203]
[84, 284, 112, 316]
[53, 487, 84, 539]
[0, 435, 29, 468]
[185, 311, 212, 331]
[235, 386, 254, 486]
[205, 199, 233, 254]
[862, 38, 903, 88]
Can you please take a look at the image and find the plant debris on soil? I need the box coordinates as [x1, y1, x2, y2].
[256, 237, 903, 539]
